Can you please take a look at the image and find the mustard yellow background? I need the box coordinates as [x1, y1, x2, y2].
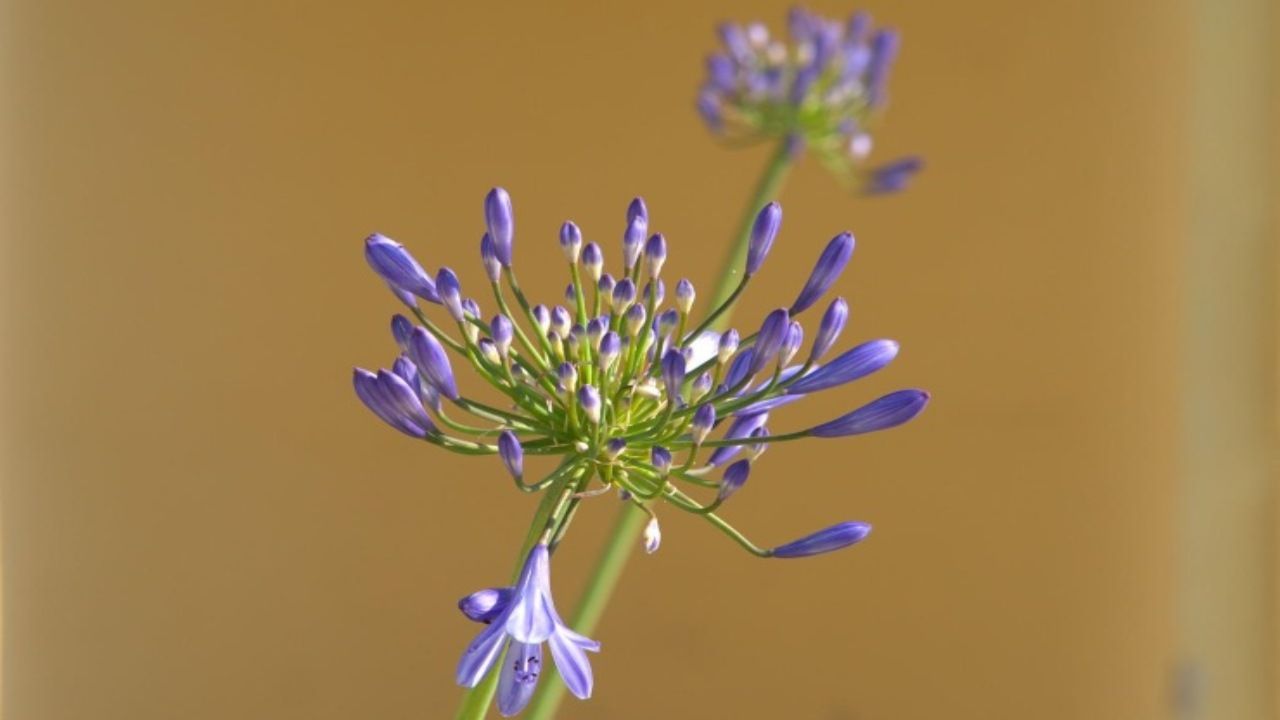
[2, 1, 1269, 719]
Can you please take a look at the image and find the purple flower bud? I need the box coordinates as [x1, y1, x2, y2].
[531, 304, 551, 335]
[391, 314, 414, 350]
[780, 321, 804, 366]
[598, 273, 616, 299]
[364, 233, 439, 302]
[490, 314, 513, 357]
[391, 354, 418, 390]
[586, 316, 606, 345]
[865, 156, 923, 195]
[706, 54, 735, 91]
[457, 587, 513, 624]
[627, 196, 648, 227]
[771, 521, 872, 558]
[810, 298, 848, 363]
[605, 437, 627, 460]
[599, 332, 621, 370]
[406, 326, 459, 401]
[661, 349, 686, 404]
[435, 267, 464, 321]
[623, 216, 646, 271]
[612, 278, 637, 313]
[750, 427, 770, 458]
[479, 232, 501, 283]
[645, 233, 667, 276]
[748, 309, 790, 376]
[484, 187, 514, 267]
[565, 283, 577, 304]
[643, 516, 662, 554]
[675, 278, 696, 314]
[477, 338, 500, 366]
[691, 372, 713, 399]
[718, 22, 751, 61]
[498, 430, 523, 481]
[651, 446, 673, 475]
[353, 367, 436, 438]
[707, 412, 769, 467]
[550, 306, 572, 337]
[808, 388, 930, 438]
[624, 303, 647, 336]
[791, 232, 854, 315]
[578, 384, 602, 424]
[845, 10, 871, 45]
[697, 91, 723, 132]
[557, 362, 578, 392]
[788, 339, 899, 395]
[559, 220, 583, 263]
[717, 459, 750, 502]
[643, 279, 665, 306]
[721, 348, 755, 391]
[718, 329, 740, 364]
[866, 29, 899, 108]
[581, 242, 604, 281]
[656, 309, 679, 338]
[691, 403, 716, 443]
[746, 203, 782, 275]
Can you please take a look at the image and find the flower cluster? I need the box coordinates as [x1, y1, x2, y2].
[698, 7, 921, 193]
[355, 188, 928, 714]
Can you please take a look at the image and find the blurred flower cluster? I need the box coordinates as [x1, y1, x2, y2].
[698, 7, 922, 193]
[355, 188, 928, 714]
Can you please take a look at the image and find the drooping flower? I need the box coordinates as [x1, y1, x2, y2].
[353, 188, 929, 704]
[456, 545, 600, 716]
[698, 8, 921, 194]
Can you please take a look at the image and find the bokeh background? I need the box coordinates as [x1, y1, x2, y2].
[2, 1, 1276, 718]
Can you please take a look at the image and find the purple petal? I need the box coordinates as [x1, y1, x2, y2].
[496, 641, 542, 717]
[505, 545, 556, 644]
[455, 621, 508, 688]
[548, 627, 594, 700]
[458, 587, 514, 624]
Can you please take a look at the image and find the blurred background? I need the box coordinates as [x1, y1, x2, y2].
[2, 1, 1275, 718]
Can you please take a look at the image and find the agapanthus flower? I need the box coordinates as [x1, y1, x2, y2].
[698, 7, 921, 193]
[353, 188, 929, 709]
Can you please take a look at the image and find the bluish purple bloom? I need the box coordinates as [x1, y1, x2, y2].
[746, 202, 782, 276]
[698, 9, 919, 194]
[364, 233, 439, 303]
[771, 521, 872, 558]
[791, 232, 854, 315]
[808, 388, 930, 437]
[456, 545, 599, 715]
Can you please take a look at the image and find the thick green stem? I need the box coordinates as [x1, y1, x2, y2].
[706, 139, 794, 317]
[521, 141, 795, 720]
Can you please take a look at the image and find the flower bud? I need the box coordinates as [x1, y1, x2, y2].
[435, 267, 464, 322]
[643, 516, 662, 554]
[771, 521, 872, 558]
[490, 314, 514, 357]
[557, 362, 579, 394]
[604, 437, 627, 460]
[532, 305, 551, 335]
[586, 317, 606, 346]
[645, 233, 667, 277]
[484, 187, 514, 267]
[707, 412, 768, 467]
[787, 339, 898, 395]
[479, 232, 501, 283]
[717, 459, 750, 502]
[790, 232, 854, 315]
[745, 202, 782, 275]
[656, 309, 679, 339]
[364, 233, 440, 302]
[578, 385, 602, 424]
[717, 329, 740, 364]
[460, 299, 481, 343]
[865, 156, 923, 195]
[624, 304, 647, 337]
[651, 446, 673, 475]
[807, 389, 929, 438]
[598, 273, 616, 299]
[559, 220, 583, 263]
[691, 403, 716, 444]
[391, 314, 414, 350]
[611, 278, 637, 313]
[643, 279, 665, 306]
[407, 327, 459, 401]
[691, 372, 713, 400]
[675, 279, 696, 314]
[582, 242, 604, 281]
[599, 332, 621, 372]
[779, 321, 804, 366]
[498, 430, 523, 481]
[661, 349, 686, 405]
[551, 306, 572, 337]
[748, 309, 790, 376]
[477, 338, 500, 366]
[809, 298, 848, 363]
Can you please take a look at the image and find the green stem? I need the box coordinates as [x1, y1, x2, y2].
[705, 138, 794, 318]
[522, 140, 796, 720]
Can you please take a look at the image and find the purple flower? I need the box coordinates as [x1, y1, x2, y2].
[436, 267, 465, 322]
[748, 309, 790, 376]
[456, 545, 600, 715]
[352, 368, 436, 438]
[771, 521, 872, 558]
[746, 202, 782, 275]
[480, 233, 502, 283]
[364, 233, 440, 303]
[791, 232, 854, 315]
[407, 326, 459, 401]
[484, 187, 514, 267]
[458, 587, 514, 624]
[498, 431, 523, 481]
[718, 459, 750, 502]
[809, 298, 848, 362]
[787, 339, 898, 395]
[808, 389, 930, 438]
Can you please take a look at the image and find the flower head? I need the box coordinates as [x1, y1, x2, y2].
[353, 188, 928, 704]
[698, 7, 921, 194]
